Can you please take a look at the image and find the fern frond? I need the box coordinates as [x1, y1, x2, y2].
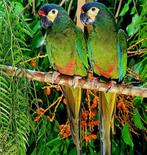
[0, 70, 31, 155]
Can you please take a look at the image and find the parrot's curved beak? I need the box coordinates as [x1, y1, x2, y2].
[39, 10, 53, 29]
[40, 16, 53, 29]
[80, 12, 94, 26]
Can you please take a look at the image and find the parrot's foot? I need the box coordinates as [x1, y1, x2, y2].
[72, 76, 82, 88]
[51, 71, 60, 84]
[91, 77, 99, 89]
[106, 80, 117, 92]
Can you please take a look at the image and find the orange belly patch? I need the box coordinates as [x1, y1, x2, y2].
[55, 60, 75, 75]
[95, 64, 115, 78]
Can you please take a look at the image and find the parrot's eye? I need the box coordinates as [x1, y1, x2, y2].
[51, 9, 56, 14]
[91, 7, 96, 11]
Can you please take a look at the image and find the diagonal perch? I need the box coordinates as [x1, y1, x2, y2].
[0, 65, 147, 97]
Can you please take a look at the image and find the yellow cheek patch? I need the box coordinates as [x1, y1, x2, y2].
[87, 7, 100, 21]
[47, 9, 58, 22]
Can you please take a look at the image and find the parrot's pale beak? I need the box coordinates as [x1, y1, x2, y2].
[80, 12, 94, 26]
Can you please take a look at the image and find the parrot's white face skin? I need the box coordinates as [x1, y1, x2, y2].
[87, 7, 100, 21]
[47, 9, 58, 22]
[39, 8, 59, 29]
[80, 6, 100, 26]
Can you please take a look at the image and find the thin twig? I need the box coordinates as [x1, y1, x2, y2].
[0, 65, 147, 97]
[60, 0, 66, 6]
[20, 54, 48, 64]
[127, 67, 142, 80]
[76, 0, 86, 30]
[128, 38, 147, 50]
[133, 0, 139, 15]
[32, 0, 35, 15]
[67, 0, 73, 15]
[115, 0, 123, 23]
[128, 49, 147, 57]
[23, 3, 30, 11]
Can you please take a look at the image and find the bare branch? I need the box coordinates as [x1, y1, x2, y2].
[67, 0, 73, 15]
[128, 49, 147, 57]
[32, 0, 35, 15]
[0, 65, 147, 97]
[76, 0, 86, 30]
[115, 0, 123, 23]
[128, 38, 147, 50]
[60, 0, 66, 6]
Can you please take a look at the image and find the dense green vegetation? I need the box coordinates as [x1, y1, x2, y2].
[0, 0, 146, 155]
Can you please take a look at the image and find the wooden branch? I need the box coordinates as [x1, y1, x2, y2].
[128, 38, 147, 50]
[115, 0, 123, 22]
[0, 65, 147, 97]
[128, 49, 147, 57]
[76, 0, 85, 30]
[60, 0, 66, 6]
[67, 0, 73, 15]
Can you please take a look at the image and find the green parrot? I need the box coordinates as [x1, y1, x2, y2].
[80, 2, 127, 155]
[38, 4, 88, 155]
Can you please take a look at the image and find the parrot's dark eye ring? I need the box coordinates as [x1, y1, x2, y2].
[52, 10, 56, 14]
[91, 7, 96, 11]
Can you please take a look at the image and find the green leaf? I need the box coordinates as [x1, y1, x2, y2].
[46, 137, 61, 146]
[132, 59, 147, 79]
[89, 147, 97, 155]
[31, 20, 41, 34]
[119, 0, 132, 16]
[31, 31, 45, 48]
[112, 140, 120, 155]
[69, 147, 77, 155]
[127, 14, 141, 36]
[133, 109, 145, 129]
[133, 96, 143, 106]
[13, 2, 24, 14]
[119, 4, 129, 16]
[122, 123, 134, 148]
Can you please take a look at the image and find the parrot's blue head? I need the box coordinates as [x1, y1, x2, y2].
[38, 4, 68, 29]
[80, 2, 113, 26]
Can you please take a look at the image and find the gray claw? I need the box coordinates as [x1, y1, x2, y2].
[51, 71, 60, 84]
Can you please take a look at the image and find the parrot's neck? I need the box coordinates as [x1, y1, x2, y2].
[91, 18, 117, 43]
[93, 15, 117, 33]
[49, 16, 74, 33]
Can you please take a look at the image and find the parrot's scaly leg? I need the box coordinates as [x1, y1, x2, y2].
[72, 76, 82, 88]
[51, 71, 60, 84]
[106, 80, 117, 93]
[91, 77, 99, 89]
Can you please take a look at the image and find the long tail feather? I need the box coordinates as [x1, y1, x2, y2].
[99, 92, 117, 155]
[61, 85, 82, 155]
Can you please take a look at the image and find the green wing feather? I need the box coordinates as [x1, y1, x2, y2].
[46, 40, 54, 68]
[87, 35, 94, 70]
[75, 28, 88, 69]
[118, 29, 127, 81]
